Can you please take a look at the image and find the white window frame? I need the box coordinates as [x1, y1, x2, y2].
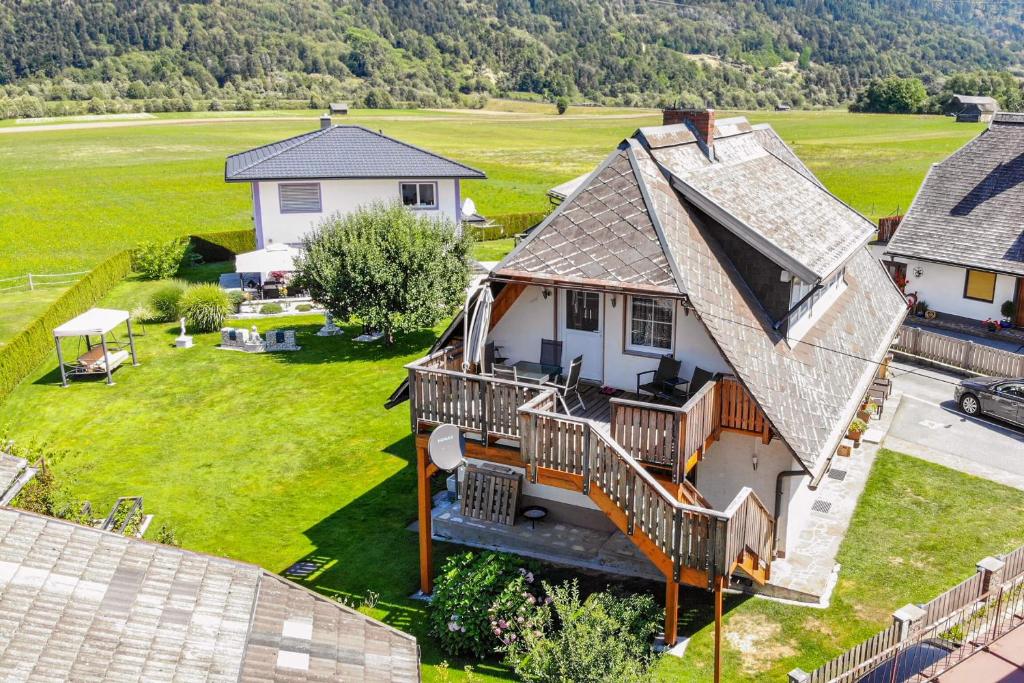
[278, 182, 322, 214]
[625, 296, 675, 354]
[786, 267, 847, 342]
[400, 181, 439, 210]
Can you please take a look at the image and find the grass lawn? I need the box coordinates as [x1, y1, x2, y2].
[1, 260, 1022, 681]
[0, 286, 70, 345]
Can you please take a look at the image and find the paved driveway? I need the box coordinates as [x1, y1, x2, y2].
[886, 362, 1024, 490]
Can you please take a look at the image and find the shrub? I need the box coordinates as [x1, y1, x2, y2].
[428, 551, 540, 659]
[1001, 300, 1015, 320]
[132, 238, 194, 280]
[178, 284, 231, 332]
[156, 524, 180, 546]
[296, 303, 313, 312]
[259, 303, 283, 315]
[227, 290, 246, 310]
[555, 96, 569, 115]
[150, 281, 187, 322]
[503, 581, 661, 683]
[189, 229, 256, 262]
[0, 250, 132, 403]
[6, 441, 92, 525]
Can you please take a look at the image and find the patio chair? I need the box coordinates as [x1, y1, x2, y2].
[686, 366, 715, 399]
[540, 338, 562, 368]
[482, 341, 497, 375]
[636, 355, 683, 402]
[545, 355, 585, 412]
[492, 365, 518, 382]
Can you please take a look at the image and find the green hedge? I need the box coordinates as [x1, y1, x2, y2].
[189, 229, 256, 262]
[472, 211, 549, 241]
[0, 250, 132, 404]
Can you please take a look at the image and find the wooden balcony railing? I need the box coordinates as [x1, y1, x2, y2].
[406, 349, 548, 441]
[519, 393, 774, 587]
[718, 376, 768, 438]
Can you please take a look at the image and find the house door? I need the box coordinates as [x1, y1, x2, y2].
[560, 289, 603, 382]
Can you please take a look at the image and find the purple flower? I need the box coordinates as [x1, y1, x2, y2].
[509, 633, 517, 642]
[544, 596, 553, 605]
[526, 572, 534, 583]
[493, 628, 501, 636]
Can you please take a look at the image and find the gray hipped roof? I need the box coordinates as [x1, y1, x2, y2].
[495, 119, 906, 470]
[0, 508, 419, 682]
[226, 125, 485, 182]
[886, 112, 1024, 276]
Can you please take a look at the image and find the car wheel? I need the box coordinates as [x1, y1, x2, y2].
[959, 393, 980, 416]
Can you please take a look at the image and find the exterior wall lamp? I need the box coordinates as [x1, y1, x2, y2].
[752, 453, 759, 471]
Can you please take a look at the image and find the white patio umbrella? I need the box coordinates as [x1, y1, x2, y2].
[234, 243, 299, 278]
[463, 284, 494, 371]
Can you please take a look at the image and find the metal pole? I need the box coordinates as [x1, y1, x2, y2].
[100, 333, 114, 386]
[126, 318, 139, 366]
[55, 336, 67, 387]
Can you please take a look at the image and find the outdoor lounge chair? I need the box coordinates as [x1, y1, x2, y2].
[492, 365, 518, 382]
[686, 366, 715, 399]
[540, 339, 562, 368]
[636, 355, 684, 403]
[545, 355, 584, 412]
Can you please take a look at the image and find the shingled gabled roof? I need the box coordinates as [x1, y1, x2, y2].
[495, 119, 906, 471]
[0, 508, 419, 682]
[886, 112, 1024, 277]
[225, 124, 485, 182]
[498, 144, 678, 292]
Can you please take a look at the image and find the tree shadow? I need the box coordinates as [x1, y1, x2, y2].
[950, 153, 1024, 216]
[279, 431, 745, 677]
[259, 323, 440, 365]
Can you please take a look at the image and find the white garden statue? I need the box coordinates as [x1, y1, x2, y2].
[175, 317, 194, 349]
[317, 311, 343, 336]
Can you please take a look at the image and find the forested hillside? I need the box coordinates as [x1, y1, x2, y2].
[1, 0, 1023, 118]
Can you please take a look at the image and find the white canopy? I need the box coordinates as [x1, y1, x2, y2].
[235, 243, 299, 277]
[53, 308, 130, 337]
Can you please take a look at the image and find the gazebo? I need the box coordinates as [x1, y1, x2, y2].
[52, 308, 139, 387]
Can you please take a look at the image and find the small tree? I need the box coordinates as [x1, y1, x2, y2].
[295, 202, 472, 344]
[555, 96, 569, 115]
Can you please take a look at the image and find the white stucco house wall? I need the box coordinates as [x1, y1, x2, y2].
[224, 116, 486, 249]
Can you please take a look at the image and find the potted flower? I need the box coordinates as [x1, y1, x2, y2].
[983, 318, 999, 332]
[865, 401, 879, 420]
[847, 418, 868, 446]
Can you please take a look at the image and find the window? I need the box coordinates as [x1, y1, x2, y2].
[786, 268, 847, 342]
[400, 182, 437, 209]
[278, 183, 321, 214]
[566, 291, 599, 332]
[963, 269, 997, 302]
[628, 296, 674, 351]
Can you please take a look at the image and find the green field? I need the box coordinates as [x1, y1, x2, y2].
[0, 107, 984, 283]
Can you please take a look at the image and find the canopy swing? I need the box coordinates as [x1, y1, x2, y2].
[52, 308, 139, 387]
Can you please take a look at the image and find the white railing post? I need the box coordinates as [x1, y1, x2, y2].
[892, 604, 926, 641]
[977, 556, 1006, 594]
[787, 669, 810, 683]
[27, 273, 33, 291]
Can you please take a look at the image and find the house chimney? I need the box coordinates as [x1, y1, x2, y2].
[663, 107, 716, 155]
[320, 114, 332, 130]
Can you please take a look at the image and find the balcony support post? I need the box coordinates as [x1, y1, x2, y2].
[714, 573, 725, 683]
[664, 579, 679, 647]
[416, 442, 436, 596]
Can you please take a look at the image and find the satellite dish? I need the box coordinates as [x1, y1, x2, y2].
[461, 197, 477, 216]
[428, 424, 466, 472]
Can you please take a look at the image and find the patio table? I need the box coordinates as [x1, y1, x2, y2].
[511, 360, 562, 384]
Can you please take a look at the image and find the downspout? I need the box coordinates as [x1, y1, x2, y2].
[774, 469, 807, 554]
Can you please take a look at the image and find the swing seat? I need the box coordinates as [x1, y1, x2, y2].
[75, 346, 129, 374]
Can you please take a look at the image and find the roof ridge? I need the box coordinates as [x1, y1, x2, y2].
[226, 126, 333, 177]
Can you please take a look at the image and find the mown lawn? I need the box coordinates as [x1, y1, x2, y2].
[2, 263, 1022, 682]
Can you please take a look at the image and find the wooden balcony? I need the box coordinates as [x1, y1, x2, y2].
[406, 348, 775, 589]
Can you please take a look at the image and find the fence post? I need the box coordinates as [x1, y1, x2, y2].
[962, 340, 975, 373]
[977, 556, 1006, 593]
[892, 603, 926, 640]
[787, 669, 810, 683]
[27, 273, 33, 291]
[582, 426, 592, 495]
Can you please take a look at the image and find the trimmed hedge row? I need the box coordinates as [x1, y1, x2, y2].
[189, 229, 256, 262]
[0, 250, 132, 404]
[472, 211, 549, 241]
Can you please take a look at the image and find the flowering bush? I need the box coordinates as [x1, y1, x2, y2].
[503, 581, 661, 682]
[428, 551, 543, 659]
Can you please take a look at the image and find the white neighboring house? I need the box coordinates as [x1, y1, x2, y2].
[884, 112, 1024, 327]
[224, 116, 486, 249]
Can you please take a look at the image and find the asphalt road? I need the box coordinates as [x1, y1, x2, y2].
[886, 361, 1024, 490]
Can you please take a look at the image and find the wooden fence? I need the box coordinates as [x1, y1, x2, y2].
[893, 325, 1024, 377]
[795, 540, 1024, 683]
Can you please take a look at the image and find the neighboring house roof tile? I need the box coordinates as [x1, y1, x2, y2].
[886, 113, 1024, 276]
[225, 125, 485, 181]
[0, 508, 419, 682]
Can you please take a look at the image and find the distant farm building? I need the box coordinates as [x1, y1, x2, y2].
[946, 95, 999, 123]
[329, 102, 349, 114]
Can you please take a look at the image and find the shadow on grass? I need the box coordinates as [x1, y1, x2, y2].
[261, 324, 440, 365]
[279, 432, 739, 677]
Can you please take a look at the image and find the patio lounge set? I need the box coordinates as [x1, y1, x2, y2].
[483, 339, 713, 413]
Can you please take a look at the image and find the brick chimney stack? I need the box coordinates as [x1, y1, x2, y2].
[662, 107, 716, 152]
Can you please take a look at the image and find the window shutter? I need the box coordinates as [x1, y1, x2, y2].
[279, 183, 322, 213]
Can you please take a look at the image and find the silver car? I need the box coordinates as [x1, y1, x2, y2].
[954, 377, 1024, 428]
